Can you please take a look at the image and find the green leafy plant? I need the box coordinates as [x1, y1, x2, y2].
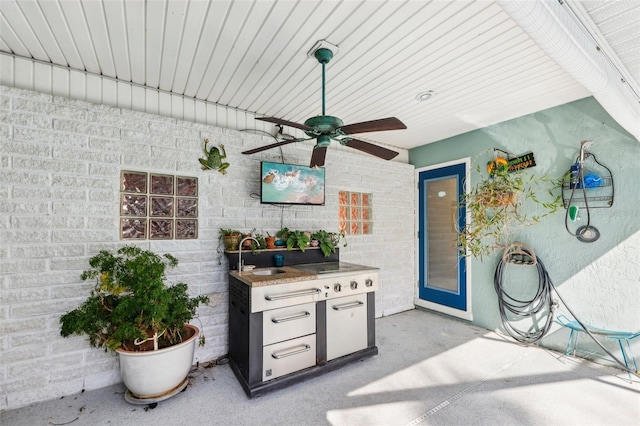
[458, 157, 562, 259]
[60, 246, 209, 352]
[311, 230, 337, 257]
[286, 230, 310, 251]
[219, 228, 241, 251]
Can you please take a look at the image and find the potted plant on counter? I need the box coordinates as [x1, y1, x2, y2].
[219, 228, 241, 251]
[265, 232, 276, 249]
[286, 230, 310, 251]
[59, 246, 209, 404]
[311, 230, 337, 257]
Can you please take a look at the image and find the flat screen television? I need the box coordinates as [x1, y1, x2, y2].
[260, 161, 325, 205]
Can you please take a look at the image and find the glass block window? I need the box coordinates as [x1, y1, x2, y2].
[339, 191, 372, 235]
[120, 171, 198, 240]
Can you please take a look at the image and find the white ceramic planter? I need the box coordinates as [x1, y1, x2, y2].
[116, 324, 199, 401]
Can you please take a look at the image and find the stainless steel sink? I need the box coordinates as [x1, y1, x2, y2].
[252, 268, 286, 276]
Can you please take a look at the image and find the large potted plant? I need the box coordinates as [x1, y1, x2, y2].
[59, 246, 209, 403]
[458, 156, 562, 259]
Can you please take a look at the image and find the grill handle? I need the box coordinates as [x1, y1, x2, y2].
[271, 344, 311, 359]
[332, 300, 365, 311]
[271, 311, 311, 323]
[265, 288, 321, 301]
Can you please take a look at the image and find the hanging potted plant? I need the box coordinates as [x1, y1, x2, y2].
[458, 155, 562, 259]
[59, 246, 209, 403]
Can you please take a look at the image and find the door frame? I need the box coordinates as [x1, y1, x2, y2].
[414, 158, 473, 321]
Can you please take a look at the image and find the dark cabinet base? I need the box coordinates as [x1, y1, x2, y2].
[228, 276, 378, 398]
[229, 346, 378, 398]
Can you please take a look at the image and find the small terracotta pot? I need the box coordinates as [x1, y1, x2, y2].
[265, 236, 276, 249]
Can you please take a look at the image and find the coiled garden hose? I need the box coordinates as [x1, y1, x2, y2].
[495, 243, 638, 378]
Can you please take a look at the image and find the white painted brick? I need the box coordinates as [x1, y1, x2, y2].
[10, 299, 80, 317]
[13, 127, 88, 147]
[53, 118, 120, 139]
[0, 259, 47, 275]
[0, 318, 44, 334]
[9, 330, 60, 347]
[2, 287, 50, 303]
[0, 170, 50, 186]
[0, 110, 52, 129]
[53, 146, 121, 163]
[0, 200, 48, 215]
[12, 156, 87, 174]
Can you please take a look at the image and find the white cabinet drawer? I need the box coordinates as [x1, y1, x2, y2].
[263, 302, 316, 346]
[262, 334, 316, 381]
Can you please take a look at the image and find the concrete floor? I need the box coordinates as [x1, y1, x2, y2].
[2, 309, 639, 426]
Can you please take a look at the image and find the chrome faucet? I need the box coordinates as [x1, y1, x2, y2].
[238, 236, 259, 273]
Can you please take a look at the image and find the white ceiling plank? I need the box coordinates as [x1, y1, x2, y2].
[0, 13, 31, 57]
[124, 0, 145, 84]
[82, 0, 117, 77]
[58, 0, 101, 74]
[103, 0, 131, 81]
[146, 0, 167, 89]
[0, 1, 49, 61]
[196, 0, 256, 100]
[226, 0, 321, 108]
[158, 0, 190, 91]
[238, 0, 340, 114]
[245, 0, 364, 119]
[215, 0, 298, 106]
[170, 0, 210, 94]
[182, 0, 232, 97]
[14, 0, 67, 64]
[38, 0, 84, 69]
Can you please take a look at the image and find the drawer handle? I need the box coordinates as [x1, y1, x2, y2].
[265, 288, 321, 301]
[271, 311, 311, 323]
[332, 301, 364, 311]
[271, 344, 311, 359]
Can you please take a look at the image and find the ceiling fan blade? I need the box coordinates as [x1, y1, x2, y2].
[256, 117, 313, 131]
[310, 146, 328, 168]
[343, 138, 399, 160]
[340, 117, 406, 135]
[242, 139, 299, 155]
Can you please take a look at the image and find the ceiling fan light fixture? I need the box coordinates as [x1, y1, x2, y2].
[416, 90, 436, 101]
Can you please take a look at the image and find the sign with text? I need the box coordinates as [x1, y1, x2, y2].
[508, 152, 536, 172]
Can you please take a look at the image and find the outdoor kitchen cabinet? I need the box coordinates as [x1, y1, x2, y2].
[227, 267, 378, 398]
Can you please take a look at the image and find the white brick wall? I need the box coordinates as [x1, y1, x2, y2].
[0, 85, 416, 410]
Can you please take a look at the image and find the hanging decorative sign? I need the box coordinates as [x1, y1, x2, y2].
[507, 152, 536, 172]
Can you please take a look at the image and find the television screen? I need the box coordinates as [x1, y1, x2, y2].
[261, 161, 325, 205]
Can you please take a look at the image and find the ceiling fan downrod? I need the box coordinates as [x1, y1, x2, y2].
[314, 48, 334, 116]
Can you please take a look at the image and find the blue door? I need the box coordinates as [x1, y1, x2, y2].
[417, 162, 469, 314]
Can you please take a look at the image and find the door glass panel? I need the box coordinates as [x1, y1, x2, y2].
[426, 178, 459, 293]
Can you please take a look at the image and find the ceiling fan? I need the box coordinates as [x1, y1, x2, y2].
[242, 45, 407, 168]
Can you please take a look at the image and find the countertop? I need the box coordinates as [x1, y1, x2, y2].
[229, 266, 318, 287]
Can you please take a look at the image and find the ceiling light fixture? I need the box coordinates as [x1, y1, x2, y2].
[416, 90, 436, 101]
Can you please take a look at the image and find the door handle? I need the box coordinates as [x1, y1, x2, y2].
[265, 288, 321, 301]
[332, 301, 364, 311]
[271, 311, 311, 323]
[271, 344, 311, 359]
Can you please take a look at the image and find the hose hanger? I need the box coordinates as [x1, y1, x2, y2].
[502, 242, 537, 266]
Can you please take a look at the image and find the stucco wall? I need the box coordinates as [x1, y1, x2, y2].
[410, 97, 640, 364]
[0, 85, 416, 410]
